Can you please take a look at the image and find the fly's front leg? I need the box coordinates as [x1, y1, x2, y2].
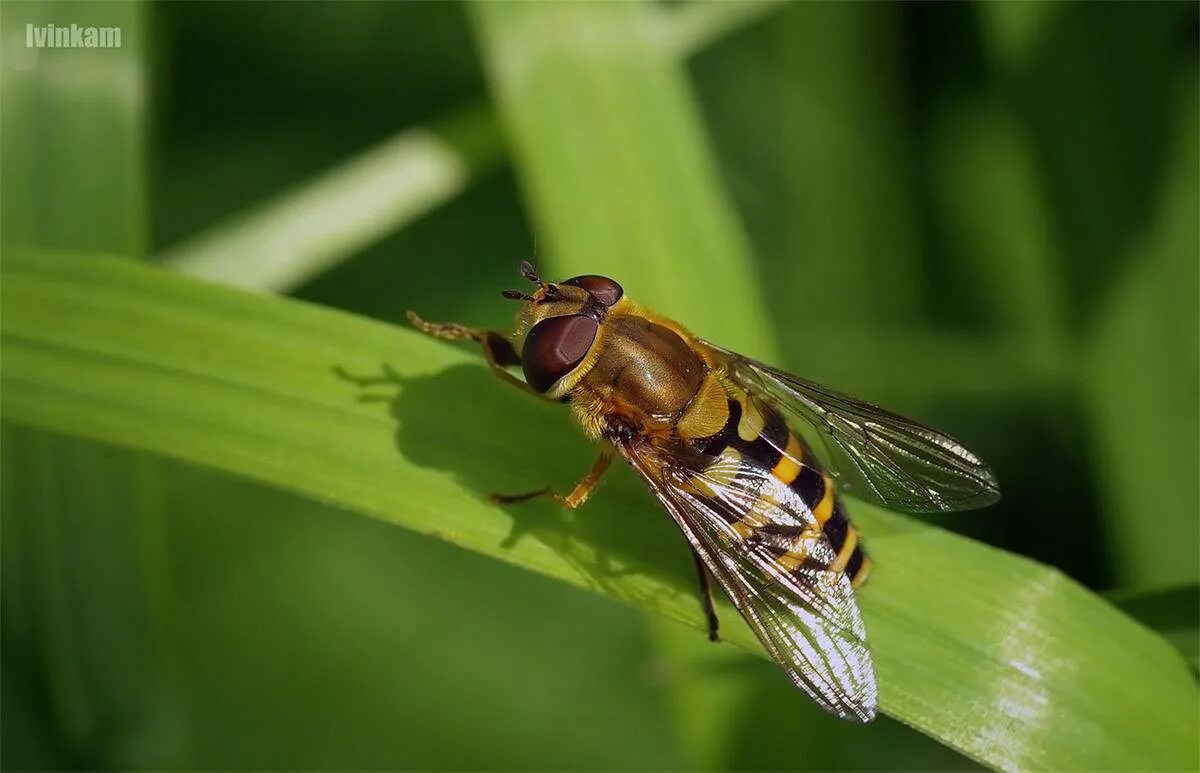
[490, 451, 614, 509]
[407, 311, 536, 396]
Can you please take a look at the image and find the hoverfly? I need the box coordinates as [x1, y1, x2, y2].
[409, 262, 999, 722]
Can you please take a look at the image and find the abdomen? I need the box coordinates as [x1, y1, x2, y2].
[686, 378, 870, 587]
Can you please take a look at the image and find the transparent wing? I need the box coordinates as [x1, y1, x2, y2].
[702, 341, 1000, 513]
[615, 437, 876, 722]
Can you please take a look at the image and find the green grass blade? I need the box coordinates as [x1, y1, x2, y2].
[929, 98, 1069, 364]
[2, 251, 1196, 771]
[650, 0, 785, 56]
[735, 3, 926, 333]
[469, 0, 774, 355]
[1109, 585, 1199, 670]
[158, 99, 509, 292]
[1, 3, 146, 257]
[159, 125, 474, 292]
[2, 1, 190, 764]
[1085, 74, 1199, 589]
[157, 2, 781, 296]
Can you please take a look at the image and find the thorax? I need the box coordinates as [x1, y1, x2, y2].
[570, 309, 707, 435]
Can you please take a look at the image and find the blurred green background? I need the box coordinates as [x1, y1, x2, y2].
[2, 1, 1197, 770]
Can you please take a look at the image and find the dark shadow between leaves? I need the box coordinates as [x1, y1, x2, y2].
[332, 361, 704, 618]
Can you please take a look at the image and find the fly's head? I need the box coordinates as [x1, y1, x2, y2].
[501, 261, 624, 395]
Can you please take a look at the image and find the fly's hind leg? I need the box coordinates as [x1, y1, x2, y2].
[407, 311, 537, 396]
[490, 451, 613, 509]
[691, 548, 721, 642]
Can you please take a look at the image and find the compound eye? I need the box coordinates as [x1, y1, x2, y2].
[522, 314, 598, 393]
[564, 275, 624, 306]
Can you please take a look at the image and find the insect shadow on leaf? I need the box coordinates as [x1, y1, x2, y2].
[330, 362, 697, 604]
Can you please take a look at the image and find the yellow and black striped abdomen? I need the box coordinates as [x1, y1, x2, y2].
[689, 382, 870, 588]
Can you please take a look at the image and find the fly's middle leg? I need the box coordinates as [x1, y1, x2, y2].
[407, 311, 536, 396]
[490, 451, 613, 509]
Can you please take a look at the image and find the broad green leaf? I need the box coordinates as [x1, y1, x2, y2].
[2, 252, 1196, 772]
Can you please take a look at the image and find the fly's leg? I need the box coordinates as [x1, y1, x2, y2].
[410, 312, 611, 509]
[407, 311, 538, 396]
[490, 452, 613, 509]
[691, 548, 721, 642]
